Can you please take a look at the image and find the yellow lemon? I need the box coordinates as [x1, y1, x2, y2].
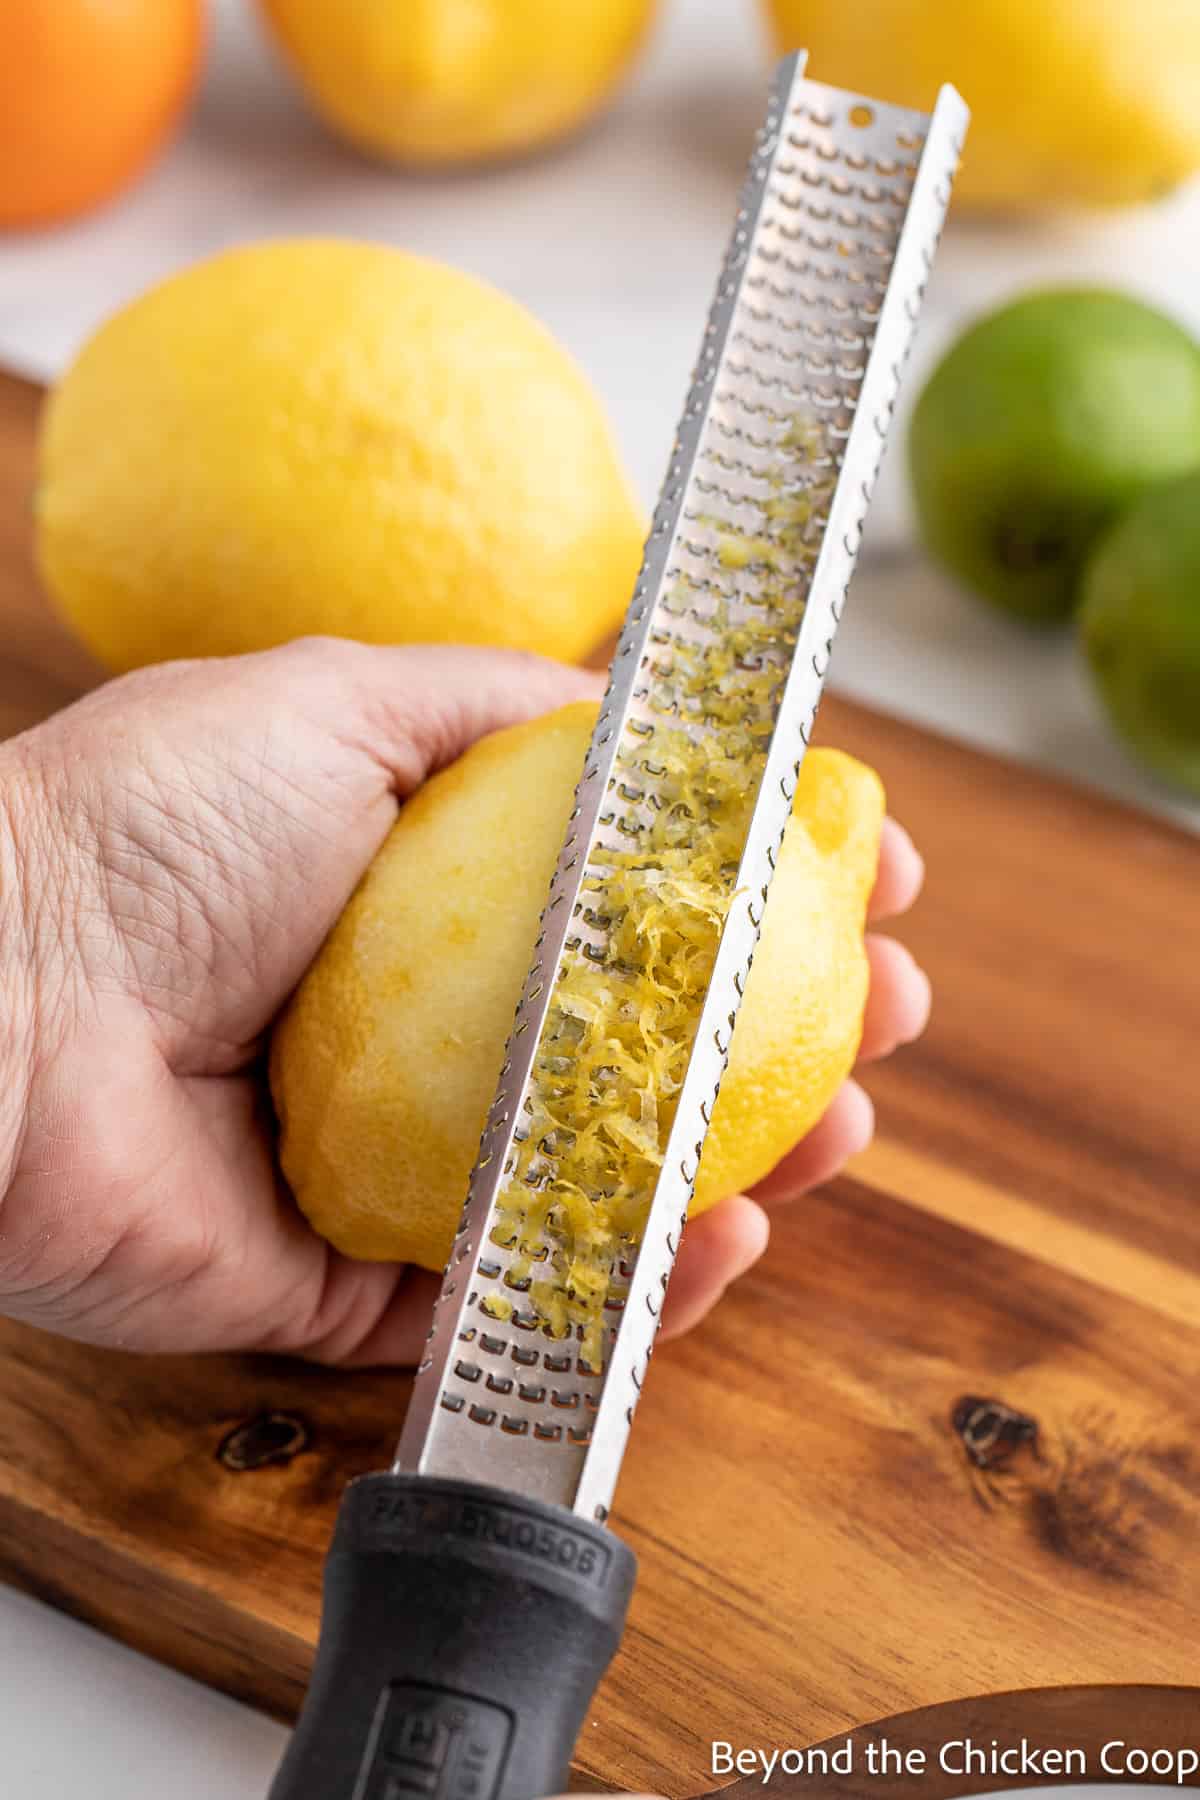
[270, 702, 883, 1269]
[763, 0, 1200, 210]
[36, 239, 644, 672]
[257, 0, 657, 166]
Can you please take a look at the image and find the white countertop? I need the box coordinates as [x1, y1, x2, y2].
[0, 0, 1194, 1791]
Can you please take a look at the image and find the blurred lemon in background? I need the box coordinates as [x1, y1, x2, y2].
[909, 290, 1200, 624]
[0, 0, 204, 229]
[763, 0, 1200, 210]
[256, 0, 657, 166]
[271, 703, 882, 1268]
[36, 239, 644, 671]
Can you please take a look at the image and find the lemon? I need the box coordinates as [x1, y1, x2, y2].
[257, 0, 657, 166]
[910, 290, 1200, 625]
[1080, 472, 1200, 797]
[270, 702, 883, 1269]
[36, 239, 644, 672]
[762, 0, 1200, 210]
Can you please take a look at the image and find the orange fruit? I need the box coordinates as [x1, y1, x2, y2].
[0, 0, 204, 230]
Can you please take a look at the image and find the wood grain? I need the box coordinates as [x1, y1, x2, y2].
[0, 367, 1198, 1795]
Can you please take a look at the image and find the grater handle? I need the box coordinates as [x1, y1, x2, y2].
[267, 1473, 637, 1800]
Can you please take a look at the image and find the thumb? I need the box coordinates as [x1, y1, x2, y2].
[270, 637, 606, 796]
[31, 636, 603, 1068]
[196, 637, 605, 1045]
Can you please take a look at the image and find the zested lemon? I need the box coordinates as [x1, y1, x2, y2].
[270, 702, 884, 1272]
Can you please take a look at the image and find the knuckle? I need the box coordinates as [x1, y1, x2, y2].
[276, 633, 362, 672]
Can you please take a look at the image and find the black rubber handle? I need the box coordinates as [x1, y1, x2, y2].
[268, 1473, 637, 1800]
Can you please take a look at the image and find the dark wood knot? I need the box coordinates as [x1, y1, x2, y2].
[951, 1394, 1040, 1470]
[217, 1411, 310, 1472]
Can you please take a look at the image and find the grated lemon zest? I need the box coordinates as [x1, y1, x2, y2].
[485, 423, 834, 1365]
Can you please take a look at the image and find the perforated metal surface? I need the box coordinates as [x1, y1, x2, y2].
[395, 55, 967, 1520]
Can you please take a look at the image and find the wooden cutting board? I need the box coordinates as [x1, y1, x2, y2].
[1, 367, 1199, 1796]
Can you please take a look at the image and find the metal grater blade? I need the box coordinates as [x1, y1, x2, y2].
[395, 53, 967, 1523]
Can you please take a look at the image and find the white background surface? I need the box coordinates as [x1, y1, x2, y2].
[0, 0, 1195, 1792]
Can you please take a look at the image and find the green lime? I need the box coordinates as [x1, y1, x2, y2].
[1079, 471, 1200, 797]
[909, 288, 1200, 625]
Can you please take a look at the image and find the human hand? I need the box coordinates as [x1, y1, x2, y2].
[0, 639, 928, 1363]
